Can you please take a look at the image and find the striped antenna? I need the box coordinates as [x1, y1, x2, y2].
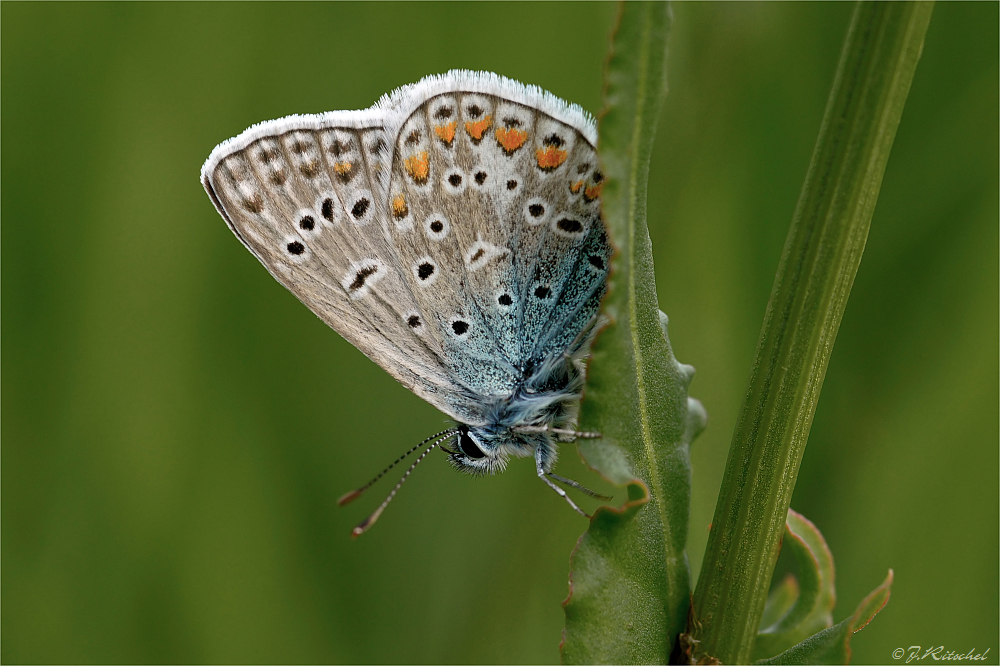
[338, 429, 455, 507]
[350, 431, 454, 538]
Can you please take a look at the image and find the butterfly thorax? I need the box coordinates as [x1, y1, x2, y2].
[446, 353, 585, 476]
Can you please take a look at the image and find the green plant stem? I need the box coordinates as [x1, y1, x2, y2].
[689, 3, 933, 663]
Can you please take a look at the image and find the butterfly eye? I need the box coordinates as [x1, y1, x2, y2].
[459, 430, 486, 459]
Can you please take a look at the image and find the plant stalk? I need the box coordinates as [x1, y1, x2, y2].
[688, 3, 933, 663]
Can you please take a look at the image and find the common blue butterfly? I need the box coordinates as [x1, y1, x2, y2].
[201, 71, 611, 535]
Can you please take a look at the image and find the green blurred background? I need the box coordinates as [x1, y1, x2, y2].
[3, 2, 996, 663]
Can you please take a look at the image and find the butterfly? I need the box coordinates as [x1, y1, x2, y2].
[201, 71, 612, 536]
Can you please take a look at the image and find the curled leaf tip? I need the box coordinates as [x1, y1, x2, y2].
[850, 569, 893, 634]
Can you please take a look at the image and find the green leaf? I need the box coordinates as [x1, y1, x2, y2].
[753, 509, 836, 661]
[755, 570, 894, 665]
[759, 574, 800, 634]
[688, 3, 933, 662]
[561, 3, 706, 663]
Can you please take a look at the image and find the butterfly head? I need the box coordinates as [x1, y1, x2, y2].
[446, 424, 544, 476]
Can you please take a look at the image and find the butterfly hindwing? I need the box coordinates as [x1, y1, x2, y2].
[387, 93, 530, 398]
[384, 86, 609, 371]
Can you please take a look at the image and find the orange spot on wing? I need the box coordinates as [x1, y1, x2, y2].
[434, 121, 457, 145]
[333, 161, 352, 176]
[391, 194, 408, 219]
[465, 115, 492, 141]
[584, 183, 603, 202]
[404, 152, 429, 183]
[495, 126, 528, 154]
[570, 180, 584, 194]
[536, 145, 568, 171]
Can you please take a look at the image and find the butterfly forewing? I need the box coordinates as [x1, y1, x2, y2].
[204, 123, 489, 424]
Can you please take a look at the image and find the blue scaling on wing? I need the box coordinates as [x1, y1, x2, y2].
[533, 220, 612, 361]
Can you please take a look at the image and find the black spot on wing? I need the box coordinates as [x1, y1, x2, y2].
[349, 264, 378, 291]
[352, 198, 370, 219]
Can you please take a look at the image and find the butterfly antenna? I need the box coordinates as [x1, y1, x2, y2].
[338, 429, 455, 507]
[350, 432, 452, 538]
[547, 472, 613, 501]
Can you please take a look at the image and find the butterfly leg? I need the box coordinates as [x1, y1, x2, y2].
[546, 472, 613, 501]
[548, 427, 602, 441]
[515, 425, 602, 441]
[536, 452, 588, 518]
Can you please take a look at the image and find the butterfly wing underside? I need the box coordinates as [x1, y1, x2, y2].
[201, 72, 610, 427]
[384, 89, 611, 389]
